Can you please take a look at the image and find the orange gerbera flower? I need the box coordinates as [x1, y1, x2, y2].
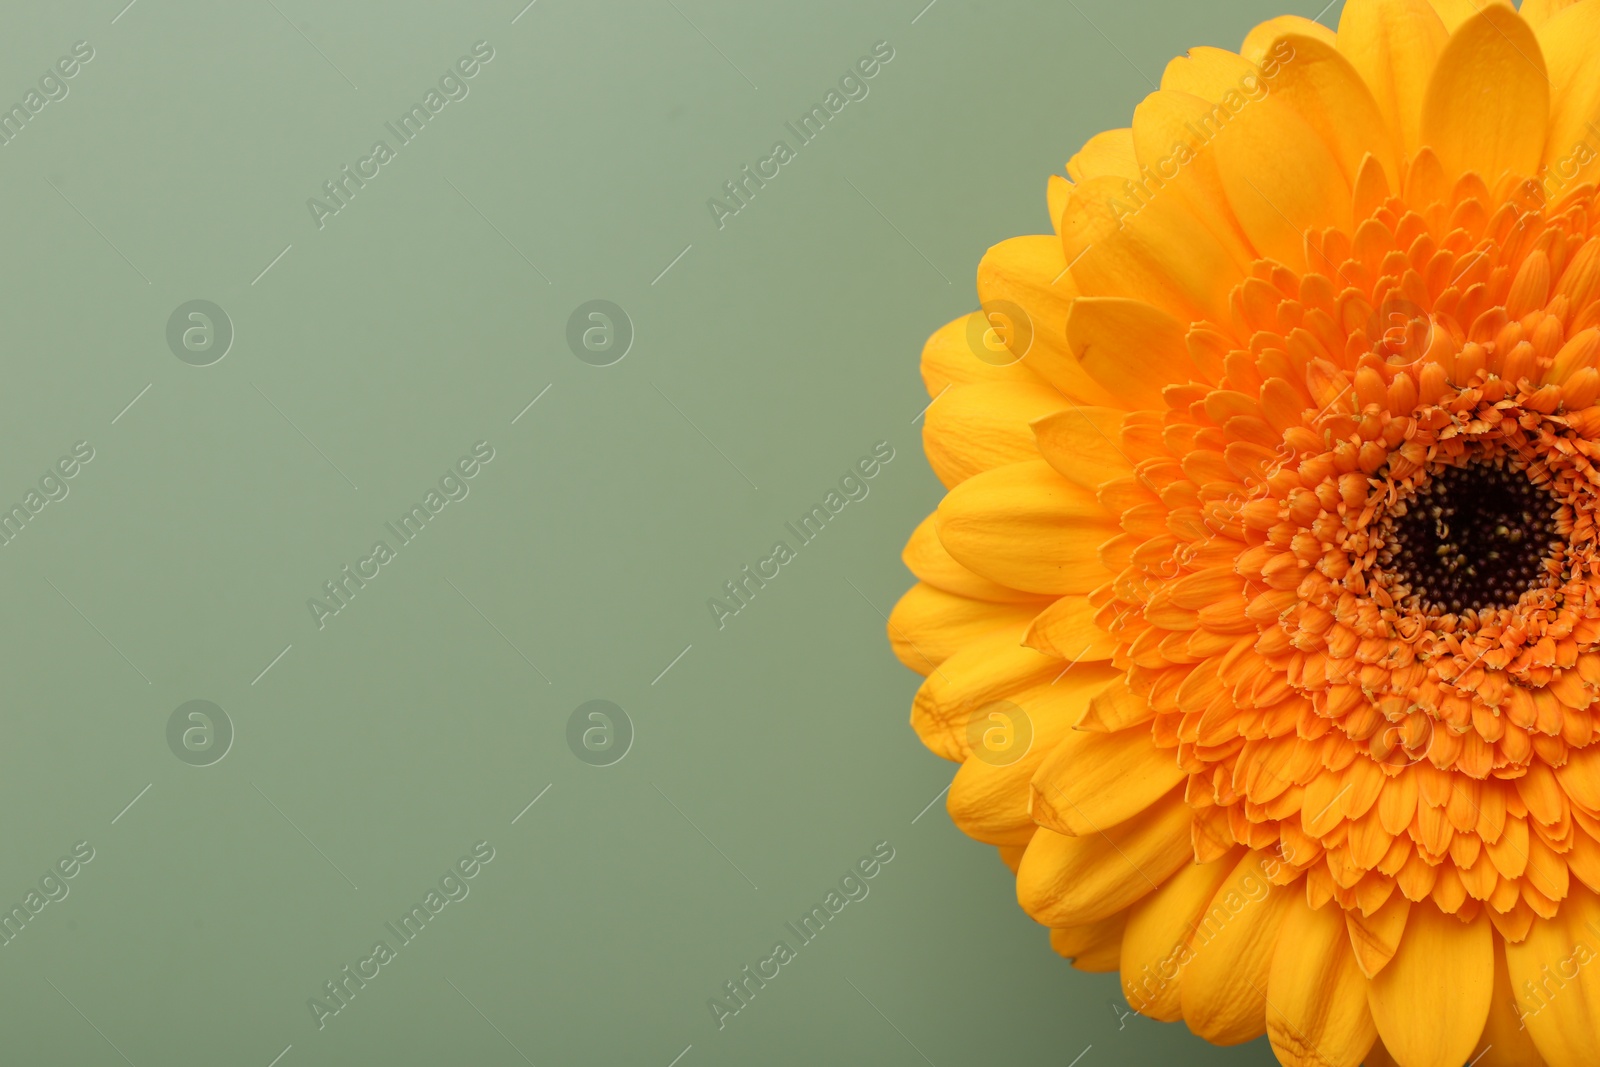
[893, 2, 1600, 1064]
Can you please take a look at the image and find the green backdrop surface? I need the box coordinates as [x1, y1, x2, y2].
[0, 1, 1333, 1063]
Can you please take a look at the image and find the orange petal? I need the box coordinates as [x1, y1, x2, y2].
[1473, 932, 1549, 1066]
[909, 628, 1084, 761]
[919, 312, 1046, 398]
[935, 461, 1118, 595]
[1505, 882, 1600, 1067]
[902, 512, 1046, 604]
[1241, 15, 1335, 61]
[1120, 853, 1240, 1021]
[1213, 88, 1352, 271]
[1420, 4, 1548, 182]
[1030, 405, 1132, 491]
[1051, 911, 1127, 971]
[1065, 297, 1193, 409]
[1016, 789, 1193, 927]
[1257, 32, 1400, 188]
[886, 582, 1039, 674]
[1537, 0, 1600, 188]
[1022, 595, 1118, 662]
[1267, 894, 1379, 1067]
[977, 236, 1120, 404]
[1031, 727, 1186, 836]
[1336, 0, 1447, 159]
[1180, 850, 1294, 1045]
[1347, 891, 1411, 978]
[1060, 174, 1248, 325]
[922, 381, 1066, 488]
[1425, 0, 1511, 32]
[1067, 127, 1138, 182]
[947, 674, 1117, 845]
[1367, 901, 1493, 1067]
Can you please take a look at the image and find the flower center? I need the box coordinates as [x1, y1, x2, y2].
[1380, 458, 1562, 615]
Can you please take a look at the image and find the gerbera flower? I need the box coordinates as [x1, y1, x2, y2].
[892, 2, 1600, 1064]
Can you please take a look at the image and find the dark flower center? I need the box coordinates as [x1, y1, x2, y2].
[1381, 459, 1562, 615]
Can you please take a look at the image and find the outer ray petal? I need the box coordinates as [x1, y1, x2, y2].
[1254, 32, 1400, 187]
[1266, 894, 1379, 1067]
[919, 312, 1046, 398]
[1336, 0, 1447, 159]
[1472, 933, 1548, 1067]
[901, 512, 1047, 604]
[1213, 91, 1352, 271]
[977, 236, 1121, 404]
[1505, 883, 1600, 1067]
[1179, 850, 1294, 1045]
[948, 674, 1116, 845]
[1521, 0, 1584, 29]
[1031, 727, 1187, 835]
[1366, 902, 1493, 1067]
[922, 381, 1066, 487]
[1065, 297, 1194, 409]
[1537, 0, 1600, 186]
[1426, 0, 1512, 32]
[1060, 174, 1249, 324]
[1015, 787, 1193, 927]
[1030, 406, 1132, 491]
[1241, 15, 1335, 61]
[1420, 4, 1548, 183]
[1120, 853, 1241, 1021]
[1067, 128, 1139, 183]
[886, 582, 1039, 674]
[935, 460, 1118, 595]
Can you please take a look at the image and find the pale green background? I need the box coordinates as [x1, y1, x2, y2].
[0, 1, 1337, 1063]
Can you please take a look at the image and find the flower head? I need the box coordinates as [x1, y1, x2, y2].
[895, 2, 1600, 1064]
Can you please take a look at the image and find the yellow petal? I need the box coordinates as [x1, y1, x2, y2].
[902, 512, 1044, 604]
[1364, 1040, 1403, 1066]
[1120, 853, 1240, 1022]
[1267, 894, 1379, 1067]
[1016, 788, 1193, 926]
[1052, 911, 1127, 971]
[1213, 88, 1353, 271]
[1473, 932, 1548, 1067]
[1537, 0, 1600, 187]
[976, 236, 1121, 404]
[1031, 405, 1132, 491]
[1067, 127, 1139, 182]
[923, 381, 1066, 488]
[1047, 174, 1071, 235]
[1420, 4, 1548, 182]
[1180, 850, 1295, 1045]
[1428, 0, 1512, 32]
[935, 460, 1117, 596]
[1161, 45, 1257, 100]
[1060, 173, 1248, 324]
[1065, 297, 1193, 409]
[1523, 0, 1584, 29]
[1242, 15, 1336, 61]
[1505, 882, 1600, 1067]
[920, 312, 1046, 398]
[1031, 727, 1186, 836]
[1022, 594, 1118, 662]
[1367, 901, 1492, 1067]
[948, 672, 1119, 846]
[1346, 892, 1411, 978]
[1078, 676, 1156, 732]
[1127, 90, 1257, 267]
[886, 582, 1039, 675]
[909, 627, 1072, 761]
[1337, 0, 1448, 159]
[1258, 33, 1400, 188]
